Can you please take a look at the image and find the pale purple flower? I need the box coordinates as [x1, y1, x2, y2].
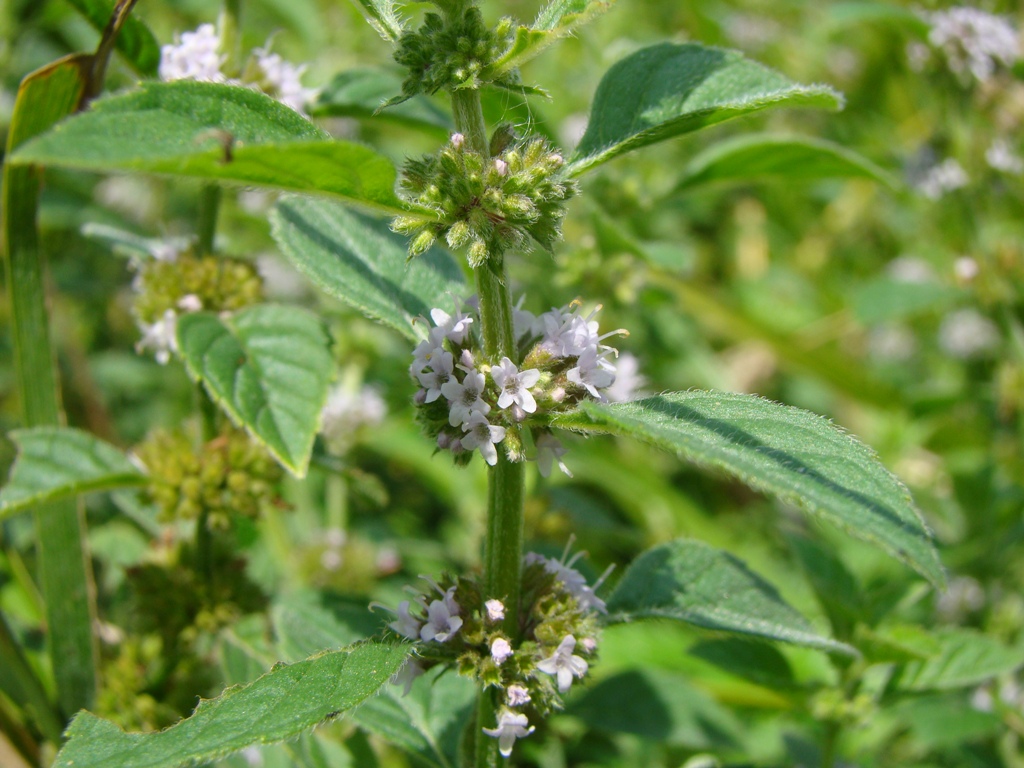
[451, 133, 465, 149]
[430, 306, 474, 344]
[482, 709, 535, 757]
[485, 599, 506, 622]
[567, 347, 616, 399]
[416, 350, 455, 402]
[492, 357, 540, 413]
[136, 309, 179, 365]
[506, 684, 531, 707]
[387, 600, 421, 640]
[420, 597, 463, 643]
[536, 635, 589, 693]
[536, 433, 572, 478]
[491, 637, 513, 665]
[251, 47, 316, 114]
[390, 658, 424, 696]
[159, 24, 225, 83]
[441, 368, 490, 427]
[460, 412, 506, 466]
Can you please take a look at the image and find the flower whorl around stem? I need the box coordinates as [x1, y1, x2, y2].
[392, 128, 577, 267]
[410, 297, 631, 473]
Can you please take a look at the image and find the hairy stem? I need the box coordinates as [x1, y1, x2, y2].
[451, 86, 526, 768]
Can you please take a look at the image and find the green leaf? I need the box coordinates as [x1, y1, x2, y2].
[12, 81, 410, 215]
[0, 427, 147, 521]
[554, 393, 944, 587]
[604, 539, 853, 654]
[350, 0, 405, 41]
[568, 43, 843, 176]
[482, 1, 614, 80]
[689, 638, 797, 690]
[566, 668, 741, 748]
[53, 641, 411, 768]
[270, 195, 466, 341]
[311, 68, 451, 134]
[176, 304, 335, 477]
[851, 277, 964, 325]
[351, 668, 475, 768]
[65, 0, 161, 76]
[673, 134, 897, 192]
[898, 629, 1024, 691]
[272, 592, 381, 661]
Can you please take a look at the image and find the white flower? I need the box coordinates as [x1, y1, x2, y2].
[914, 158, 968, 200]
[177, 293, 203, 313]
[441, 368, 490, 427]
[938, 308, 999, 359]
[926, 7, 1019, 82]
[603, 352, 645, 403]
[536, 635, 589, 693]
[567, 347, 616, 399]
[451, 133, 465, 149]
[506, 684, 531, 707]
[420, 597, 463, 643]
[492, 357, 540, 413]
[485, 599, 505, 622]
[387, 600, 421, 640]
[416, 350, 455, 403]
[986, 139, 1024, 175]
[159, 24, 226, 83]
[136, 309, 179, 365]
[482, 709, 535, 757]
[430, 306, 474, 344]
[321, 383, 387, 452]
[460, 412, 506, 466]
[409, 326, 449, 376]
[536, 433, 572, 478]
[493, 158, 509, 176]
[390, 659, 424, 697]
[250, 47, 317, 114]
[491, 637, 513, 664]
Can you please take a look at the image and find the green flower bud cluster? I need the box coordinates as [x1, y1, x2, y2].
[377, 547, 606, 730]
[134, 426, 282, 528]
[393, 6, 516, 99]
[392, 128, 577, 266]
[132, 250, 263, 325]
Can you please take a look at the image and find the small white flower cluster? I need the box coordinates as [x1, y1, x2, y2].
[320, 381, 387, 454]
[159, 24, 316, 114]
[938, 308, 1000, 359]
[914, 158, 968, 200]
[524, 547, 613, 615]
[924, 7, 1020, 83]
[135, 293, 203, 365]
[986, 138, 1024, 175]
[411, 299, 630, 473]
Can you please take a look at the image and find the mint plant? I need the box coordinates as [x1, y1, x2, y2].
[14, 0, 1023, 767]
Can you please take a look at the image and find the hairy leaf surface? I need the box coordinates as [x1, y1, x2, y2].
[554, 393, 943, 586]
[569, 43, 842, 176]
[176, 305, 334, 477]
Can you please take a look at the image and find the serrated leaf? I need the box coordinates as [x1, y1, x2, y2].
[554, 392, 944, 587]
[176, 304, 335, 477]
[568, 43, 843, 176]
[0, 427, 147, 521]
[272, 591, 381, 662]
[483, 0, 614, 79]
[270, 195, 466, 341]
[11, 81, 410, 215]
[65, 0, 160, 76]
[604, 539, 853, 654]
[351, 668, 475, 768]
[566, 668, 741, 748]
[53, 642, 411, 768]
[689, 638, 797, 690]
[311, 68, 451, 134]
[898, 629, 1024, 691]
[350, 0, 405, 41]
[674, 134, 897, 192]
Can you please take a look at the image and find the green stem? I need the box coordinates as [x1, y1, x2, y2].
[196, 385, 218, 586]
[451, 86, 526, 768]
[197, 184, 222, 256]
[2, 62, 99, 720]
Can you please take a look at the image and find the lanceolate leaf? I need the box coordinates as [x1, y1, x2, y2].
[568, 43, 843, 176]
[553, 393, 944, 587]
[0, 427, 147, 521]
[12, 82, 410, 215]
[176, 305, 335, 477]
[350, 0, 405, 41]
[53, 642, 411, 768]
[674, 134, 897, 192]
[605, 539, 853, 654]
[483, 0, 614, 79]
[897, 629, 1024, 691]
[270, 195, 466, 341]
[311, 68, 452, 133]
[65, 0, 161, 76]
